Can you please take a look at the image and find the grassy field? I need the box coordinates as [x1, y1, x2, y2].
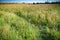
[0, 4, 60, 40]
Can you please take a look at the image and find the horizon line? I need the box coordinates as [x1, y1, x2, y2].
[0, 1, 60, 3]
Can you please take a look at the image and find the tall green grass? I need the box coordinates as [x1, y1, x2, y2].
[0, 4, 60, 40]
[0, 11, 41, 40]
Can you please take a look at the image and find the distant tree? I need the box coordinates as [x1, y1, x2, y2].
[22, 2, 25, 4]
[33, 2, 35, 4]
[36, 2, 40, 4]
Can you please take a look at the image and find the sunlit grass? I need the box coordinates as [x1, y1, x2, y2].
[0, 4, 60, 40]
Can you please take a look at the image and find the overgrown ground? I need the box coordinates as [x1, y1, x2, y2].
[0, 4, 60, 40]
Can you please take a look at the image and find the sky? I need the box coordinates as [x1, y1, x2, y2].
[0, 0, 60, 3]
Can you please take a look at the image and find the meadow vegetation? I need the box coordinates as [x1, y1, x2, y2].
[0, 4, 60, 40]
